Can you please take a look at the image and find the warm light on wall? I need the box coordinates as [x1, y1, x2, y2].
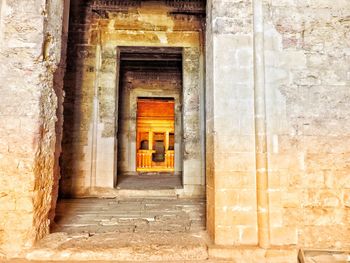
[136, 98, 175, 172]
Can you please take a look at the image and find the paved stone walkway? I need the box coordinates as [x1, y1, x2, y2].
[3, 197, 209, 262]
[116, 173, 182, 190]
[52, 197, 206, 234]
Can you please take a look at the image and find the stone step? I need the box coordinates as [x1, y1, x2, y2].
[24, 232, 209, 262]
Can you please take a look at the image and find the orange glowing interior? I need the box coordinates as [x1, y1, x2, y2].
[136, 98, 175, 172]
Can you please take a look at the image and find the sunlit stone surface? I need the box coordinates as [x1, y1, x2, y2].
[0, 0, 349, 262]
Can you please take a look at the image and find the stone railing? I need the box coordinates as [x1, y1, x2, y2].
[165, 150, 175, 168]
[136, 150, 175, 170]
[137, 150, 155, 169]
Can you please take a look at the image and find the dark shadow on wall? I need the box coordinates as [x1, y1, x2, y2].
[58, 1, 96, 199]
[48, 1, 71, 225]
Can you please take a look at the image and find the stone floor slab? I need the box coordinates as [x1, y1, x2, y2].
[52, 197, 205, 235]
[22, 232, 209, 261]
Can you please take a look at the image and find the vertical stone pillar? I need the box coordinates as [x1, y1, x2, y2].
[0, 0, 64, 254]
[49, 0, 71, 223]
[253, 0, 270, 249]
[206, 0, 258, 245]
[95, 45, 117, 188]
[183, 47, 204, 192]
[61, 44, 97, 196]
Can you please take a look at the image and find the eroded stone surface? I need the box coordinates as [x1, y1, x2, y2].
[6, 197, 208, 261]
[23, 232, 208, 261]
[1, 0, 350, 260]
[52, 197, 205, 234]
[206, 0, 350, 249]
[0, 0, 67, 254]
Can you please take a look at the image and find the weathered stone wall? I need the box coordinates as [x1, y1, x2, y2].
[49, 0, 70, 225]
[206, 0, 350, 251]
[0, 0, 65, 254]
[0, 0, 349, 258]
[206, 0, 258, 245]
[264, 0, 350, 249]
[61, 1, 206, 197]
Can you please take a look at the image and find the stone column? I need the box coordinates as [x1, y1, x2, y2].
[94, 45, 116, 189]
[183, 47, 204, 193]
[206, 0, 258, 245]
[253, 0, 270, 249]
[49, 0, 71, 223]
[0, 0, 65, 254]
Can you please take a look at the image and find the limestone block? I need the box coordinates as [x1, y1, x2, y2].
[306, 153, 350, 170]
[215, 152, 256, 172]
[270, 226, 298, 246]
[214, 116, 240, 135]
[215, 135, 255, 154]
[216, 171, 256, 189]
[267, 171, 282, 189]
[236, 48, 253, 68]
[216, 189, 239, 207]
[304, 207, 345, 226]
[269, 153, 301, 171]
[266, 67, 289, 84]
[269, 210, 283, 227]
[239, 225, 258, 245]
[282, 208, 301, 227]
[264, 51, 285, 67]
[269, 190, 282, 209]
[282, 51, 307, 69]
[215, 225, 238, 245]
[233, 211, 258, 226]
[303, 189, 342, 210]
[281, 190, 301, 208]
[183, 175, 202, 185]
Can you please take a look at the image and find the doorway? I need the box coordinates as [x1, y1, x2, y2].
[116, 47, 183, 190]
[59, 1, 206, 197]
[49, 0, 207, 253]
[136, 97, 175, 172]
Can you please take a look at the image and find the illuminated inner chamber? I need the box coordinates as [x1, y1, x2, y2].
[136, 98, 175, 172]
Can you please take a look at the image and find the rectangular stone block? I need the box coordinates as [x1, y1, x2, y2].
[270, 226, 298, 246]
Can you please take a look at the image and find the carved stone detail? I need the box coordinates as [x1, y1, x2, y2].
[91, 0, 141, 10]
[90, 0, 205, 14]
[165, 0, 205, 13]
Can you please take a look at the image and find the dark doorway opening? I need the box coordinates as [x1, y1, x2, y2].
[116, 47, 183, 190]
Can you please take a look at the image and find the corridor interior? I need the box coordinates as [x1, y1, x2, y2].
[116, 47, 184, 190]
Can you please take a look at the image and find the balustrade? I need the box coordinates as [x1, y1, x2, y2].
[137, 150, 154, 168]
[165, 150, 175, 168]
[136, 149, 174, 171]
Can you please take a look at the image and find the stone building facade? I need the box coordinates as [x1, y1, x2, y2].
[0, 0, 349, 261]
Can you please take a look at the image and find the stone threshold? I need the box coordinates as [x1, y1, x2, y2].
[17, 231, 210, 262]
[71, 187, 205, 198]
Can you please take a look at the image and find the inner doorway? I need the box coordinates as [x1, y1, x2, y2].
[136, 98, 175, 172]
[116, 47, 183, 190]
[59, 0, 206, 197]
